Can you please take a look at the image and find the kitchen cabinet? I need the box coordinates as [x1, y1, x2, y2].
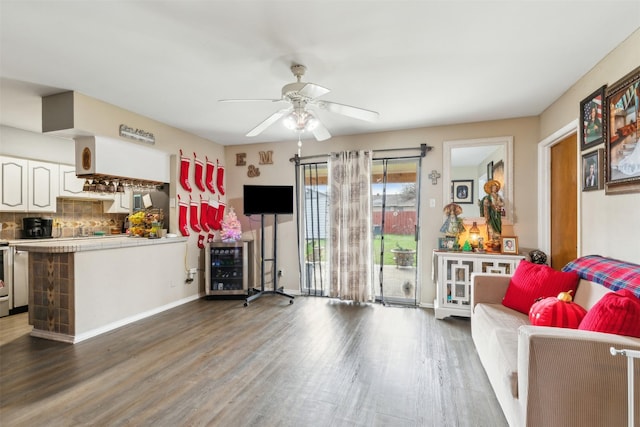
[0, 156, 28, 211]
[58, 164, 86, 197]
[0, 156, 57, 212]
[14, 236, 189, 343]
[28, 160, 58, 212]
[433, 250, 524, 319]
[205, 241, 253, 297]
[58, 164, 114, 201]
[104, 188, 132, 213]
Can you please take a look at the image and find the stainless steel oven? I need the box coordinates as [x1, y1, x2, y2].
[0, 243, 11, 317]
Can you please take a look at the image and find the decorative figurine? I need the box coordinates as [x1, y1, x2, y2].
[480, 180, 504, 251]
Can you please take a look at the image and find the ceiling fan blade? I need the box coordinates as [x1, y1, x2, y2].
[315, 100, 379, 122]
[311, 120, 331, 141]
[219, 98, 283, 103]
[299, 83, 330, 99]
[246, 109, 290, 137]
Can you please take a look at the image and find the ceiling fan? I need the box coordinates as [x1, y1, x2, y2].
[219, 64, 379, 141]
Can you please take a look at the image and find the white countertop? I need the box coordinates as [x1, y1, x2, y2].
[12, 235, 188, 253]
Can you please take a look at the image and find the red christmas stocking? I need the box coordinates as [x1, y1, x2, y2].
[179, 149, 192, 192]
[177, 195, 190, 236]
[207, 232, 215, 243]
[216, 159, 225, 195]
[194, 153, 205, 192]
[207, 199, 219, 231]
[197, 233, 205, 249]
[199, 195, 210, 232]
[213, 201, 226, 231]
[189, 196, 201, 232]
[205, 156, 216, 194]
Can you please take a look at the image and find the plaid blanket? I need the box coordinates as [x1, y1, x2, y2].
[562, 255, 640, 298]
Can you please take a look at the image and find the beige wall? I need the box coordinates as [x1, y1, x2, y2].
[540, 29, 640, 264]
[71, 93, 227, 279]
[225, 116, 540, 305]
[2, 29, 637, 306]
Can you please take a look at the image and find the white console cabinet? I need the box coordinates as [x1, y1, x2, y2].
[433, 250, 524, 319]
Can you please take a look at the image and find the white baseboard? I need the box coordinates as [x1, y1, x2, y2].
[31, 294, 201, 344]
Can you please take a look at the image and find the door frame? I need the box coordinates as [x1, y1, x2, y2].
[537, 119, 581, 259]
[372, 157, 422, 306]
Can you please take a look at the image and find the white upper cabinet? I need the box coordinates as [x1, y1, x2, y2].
[104, 187, 132, 214]
[58, 164, 86, 197]
[1, 156, 58, 212]
[0, 156, 28, 211]
[58, 164, 114, 201]
[27, 160, 58, 212]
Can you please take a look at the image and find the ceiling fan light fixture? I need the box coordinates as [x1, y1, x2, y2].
[305, 115, 319, 131]
[224, 64, 378, 141]
[283, 112, 298, 130]
[283, 110, 318, 133]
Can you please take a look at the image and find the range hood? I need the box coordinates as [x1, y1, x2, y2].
[75, 136, 169, 186]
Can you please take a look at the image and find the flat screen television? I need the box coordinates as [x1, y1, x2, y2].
[243, 185, 294, 215]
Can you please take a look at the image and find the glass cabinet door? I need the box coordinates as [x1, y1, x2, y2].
[480, 260, 516, 275]
[205, 242, 250, 295]
[444, 258, 474, 306]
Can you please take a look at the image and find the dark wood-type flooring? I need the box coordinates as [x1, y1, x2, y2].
[0, 296, 507, 426]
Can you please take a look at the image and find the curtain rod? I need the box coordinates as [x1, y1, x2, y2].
[290, 144, 431, 165]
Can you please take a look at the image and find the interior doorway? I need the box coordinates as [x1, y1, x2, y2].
[550, 133, 578, 269]
[537, 120, 579, 269]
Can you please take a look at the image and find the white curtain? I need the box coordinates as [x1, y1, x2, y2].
[327, 150, 373, 302]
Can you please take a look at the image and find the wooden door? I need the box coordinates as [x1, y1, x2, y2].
[550, 134, 577, 269]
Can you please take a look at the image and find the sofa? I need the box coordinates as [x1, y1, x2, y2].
[471, 255, 640, 427]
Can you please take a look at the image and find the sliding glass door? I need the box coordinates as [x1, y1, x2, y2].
[297, 154, 422, 305]
[300, 162, 329, 296]
[372, 158, 421, 306]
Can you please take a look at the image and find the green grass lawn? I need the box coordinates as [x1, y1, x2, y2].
[374, 234, 416, 265]
[306, 234, 416, 265]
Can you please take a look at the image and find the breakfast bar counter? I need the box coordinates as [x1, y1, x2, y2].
[14, 235, 187, 253]
[14, 236, 196, 343]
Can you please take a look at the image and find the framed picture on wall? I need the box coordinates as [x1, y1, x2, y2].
[604, 66, 640, 195]
[580, 85, 606, 151]
[486, 161, 494, 180]
[452, 180, 473, 204]
[438, 236, 457, 251]
[582, 149, 604, 191]
[501, 236, 518, 254]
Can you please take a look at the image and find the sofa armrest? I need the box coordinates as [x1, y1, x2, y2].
[518, 325, 640, 427]
[470, 273, 511, 311]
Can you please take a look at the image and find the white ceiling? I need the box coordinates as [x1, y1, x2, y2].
[1, 1, 639, 146]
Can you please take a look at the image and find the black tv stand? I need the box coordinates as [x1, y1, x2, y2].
[244, 214, 294, 306]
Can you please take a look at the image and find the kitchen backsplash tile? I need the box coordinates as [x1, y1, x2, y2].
[0, 199, 126, 240]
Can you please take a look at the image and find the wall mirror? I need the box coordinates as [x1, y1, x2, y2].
[442, 136, 513, 224]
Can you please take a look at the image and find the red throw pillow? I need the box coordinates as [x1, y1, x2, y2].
[578, 289, 640, 338]
[502, 261, 580, 314]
